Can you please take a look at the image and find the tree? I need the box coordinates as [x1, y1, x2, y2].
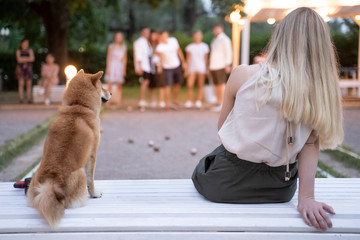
[211, 0, 245, 18]
[24, 0, 69, 83]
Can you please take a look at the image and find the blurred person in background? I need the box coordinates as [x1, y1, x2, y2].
[149, 30, 166, 108]
[155, 31, 187, 110]
[184, 30, 209, 109]
[105, 32, 127, 109]
[134, 27, 152, 109]
[16, 39, 35, 104]
[209, 23, 232, 112]
[41, 53, 59, 105]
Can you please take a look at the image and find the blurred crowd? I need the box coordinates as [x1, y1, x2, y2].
[15, 23, 241, 111]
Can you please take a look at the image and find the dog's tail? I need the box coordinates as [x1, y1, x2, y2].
[28, 179, 65, 227]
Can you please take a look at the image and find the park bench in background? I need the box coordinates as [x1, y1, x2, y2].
[33, 85, 66, 104]
[0, 178, 359, 239]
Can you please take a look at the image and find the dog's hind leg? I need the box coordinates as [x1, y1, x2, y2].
[65, 169, 88, 208]
[85, 154, 102, 198]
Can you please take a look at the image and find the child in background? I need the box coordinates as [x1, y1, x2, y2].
[41, 53, 59, 105]
[185, 31, 209, 109]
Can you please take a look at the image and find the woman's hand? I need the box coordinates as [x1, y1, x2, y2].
[297, 197, 335, 231]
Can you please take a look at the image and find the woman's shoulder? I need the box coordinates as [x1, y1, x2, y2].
[231, 64, 261, 78]
[227, 64, 261, 93]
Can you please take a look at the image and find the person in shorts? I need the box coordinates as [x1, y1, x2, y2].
[149, 30, 166, 108]
[155, 31, 187, 109]
[209, 23, 232, 112]
[184, 30, 209, 109]
[134, 27, 152, 108]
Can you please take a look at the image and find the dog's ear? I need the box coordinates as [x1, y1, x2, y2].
[77, 69, 85, 76]
[90, 71, 103, 85]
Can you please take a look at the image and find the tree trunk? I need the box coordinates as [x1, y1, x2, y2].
[171, 4, 177, 32]
[183, 0, 196, 35]
[127, 0, 135, 41]
[24, 0, 68, 84]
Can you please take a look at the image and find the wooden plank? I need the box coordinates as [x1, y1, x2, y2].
[1, 232, 360, 240]
[0, 179, 359, 236]
[0, 217, 359, 233]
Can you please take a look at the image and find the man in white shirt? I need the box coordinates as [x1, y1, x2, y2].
[209, 23, 232, 112]
[133, 27, 152, 108]
[155, 31, 187, 109]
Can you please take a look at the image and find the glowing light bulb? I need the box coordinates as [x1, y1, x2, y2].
[65, 65, 77, 84]
[267, 18, 276, 25]
[230, 10, 241, 23]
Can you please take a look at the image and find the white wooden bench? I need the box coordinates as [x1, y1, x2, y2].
[339, 80, 360, 97]
[0, 179, 359, 239]
[33, 85, 66, 103]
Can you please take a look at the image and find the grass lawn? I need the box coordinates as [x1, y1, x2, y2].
[0, 86, 193, 104]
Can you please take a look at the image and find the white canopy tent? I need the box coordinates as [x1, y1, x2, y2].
[236, 0, 360, 80]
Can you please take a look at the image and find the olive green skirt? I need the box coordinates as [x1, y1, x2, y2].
[192, 145, 298, 203]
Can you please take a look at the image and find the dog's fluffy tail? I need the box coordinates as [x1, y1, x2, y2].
[29, 180, 65, 227]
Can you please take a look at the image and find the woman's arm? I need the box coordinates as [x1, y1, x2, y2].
[28, 49, 35, 62]
[16, 50, 26, 63]
[217, 65, 251, 130]
[204, 53, 209, 76]
[297, 130, 335, 231]
[123, 48, 127, 77]
[105, 45, 112, 75]
[185, 51, 191, 76]
[177, 48, 187, 71]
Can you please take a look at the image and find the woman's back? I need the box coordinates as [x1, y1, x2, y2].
[218, 64, 312, 167]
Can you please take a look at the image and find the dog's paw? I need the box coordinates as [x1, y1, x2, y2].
[90, 190, 102, 198]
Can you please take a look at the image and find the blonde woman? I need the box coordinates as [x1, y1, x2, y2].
[105, 32, 127, 108]
[192, 7, 343, 232]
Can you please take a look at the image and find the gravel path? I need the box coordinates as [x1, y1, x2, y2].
[0, 105, 359, 181]
[343, 109, 360, 153]
[0, 107, 56, 146]
[95, 109, 220, 180]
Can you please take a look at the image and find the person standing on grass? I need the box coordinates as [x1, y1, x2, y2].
[16, 39, 35, 104]
[155, 31, 187, 110]
[134, 27, 152, 109]
[184, 30, 209, 109]
[192, 7, 344, 232]
[149, 30, 166, 108]
[209, 23, 232, 112]
[41, 53, 59, 105]
[105, 32, 127, 109]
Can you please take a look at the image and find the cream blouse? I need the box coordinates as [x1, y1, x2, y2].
[218, 66, 312, 167]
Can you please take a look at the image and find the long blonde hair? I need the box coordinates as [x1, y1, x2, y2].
[257, 7, 343, 149]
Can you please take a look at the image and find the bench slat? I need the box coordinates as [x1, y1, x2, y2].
[0, 179, 359, 236]
[1, 232, 360, 240]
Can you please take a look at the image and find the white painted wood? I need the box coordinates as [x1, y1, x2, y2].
[339, 80, 360, 97]
[0, 179, 359, 239]
[1, 232, 360, 240]
[32, 85, 66, 103]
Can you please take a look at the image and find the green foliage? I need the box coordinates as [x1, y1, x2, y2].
[211, 0, 245, 18]
[68, 0, 110, 52]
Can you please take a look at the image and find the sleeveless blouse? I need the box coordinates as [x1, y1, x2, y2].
[218, 66, 312, 167]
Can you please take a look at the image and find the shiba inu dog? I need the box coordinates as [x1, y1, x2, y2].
[27, 70, 111, 227]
